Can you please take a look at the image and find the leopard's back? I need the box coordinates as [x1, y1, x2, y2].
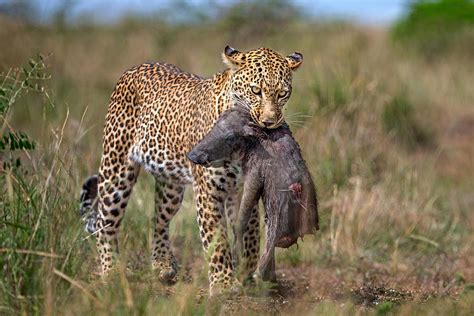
[103, 62, 217, 183]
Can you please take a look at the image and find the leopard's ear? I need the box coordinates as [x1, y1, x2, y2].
[222, 45, 246, 70]
[286, 52, 303, 70]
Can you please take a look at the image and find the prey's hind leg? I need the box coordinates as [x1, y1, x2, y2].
[151, 177, 185, 283]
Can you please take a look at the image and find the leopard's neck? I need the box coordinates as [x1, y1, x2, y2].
[210, 69, 233, 118]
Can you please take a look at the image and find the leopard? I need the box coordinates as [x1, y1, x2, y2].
[79, 46, 303, 295]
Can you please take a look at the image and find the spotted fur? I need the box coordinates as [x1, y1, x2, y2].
[81, 46, 302, 295]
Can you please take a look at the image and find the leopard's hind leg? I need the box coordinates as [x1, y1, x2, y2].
[96, 161, 140, 274]
[96, 68, 140, 275]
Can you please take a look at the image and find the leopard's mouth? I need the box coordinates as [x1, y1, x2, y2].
[255, 115, 285, 129]
[256, 120, 282, 129]
[249, 106, 284, 129]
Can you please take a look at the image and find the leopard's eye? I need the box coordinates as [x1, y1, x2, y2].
[251, 85, 261, 96]
[278, 90, 289, 99]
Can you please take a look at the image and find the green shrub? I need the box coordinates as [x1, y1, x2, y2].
[382, 94, 431, 149]
[376, 301, 395, 315]
[0, 57, 46, 170]
[392, 0, 474, 58]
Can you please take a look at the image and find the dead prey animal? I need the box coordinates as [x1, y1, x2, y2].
[187, 107, 319, 281]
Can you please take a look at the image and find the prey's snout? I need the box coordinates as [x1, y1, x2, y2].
[186, 150, 209, 166]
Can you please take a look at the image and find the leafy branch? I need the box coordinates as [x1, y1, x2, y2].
[0, 54, 51, 169]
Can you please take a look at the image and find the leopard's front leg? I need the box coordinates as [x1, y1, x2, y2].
[238, 206, 261, 281]
[192, 165, 242, 296]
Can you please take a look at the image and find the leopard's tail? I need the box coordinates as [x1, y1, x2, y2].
[79, 174, 99, 234]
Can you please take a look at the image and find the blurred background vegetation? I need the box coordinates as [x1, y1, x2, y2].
[0, 0, 473, 314]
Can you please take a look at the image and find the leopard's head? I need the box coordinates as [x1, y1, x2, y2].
[223, 46, 303, 129]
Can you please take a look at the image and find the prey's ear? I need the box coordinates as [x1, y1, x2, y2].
[222, 45, 247, 70]
[286, 52, 303, 70]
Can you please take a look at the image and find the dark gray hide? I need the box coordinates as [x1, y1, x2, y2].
[187, 107, 319, 281]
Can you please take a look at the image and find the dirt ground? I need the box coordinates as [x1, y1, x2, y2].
[220, 263, 467, 314]
[118, 247, 472, 315]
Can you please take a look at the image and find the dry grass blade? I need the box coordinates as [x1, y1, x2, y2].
[0, 248, 64, 259]
[408, 234, 440, 248]
[81, 223, 112, 241]
[53, 269, 101, 304]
